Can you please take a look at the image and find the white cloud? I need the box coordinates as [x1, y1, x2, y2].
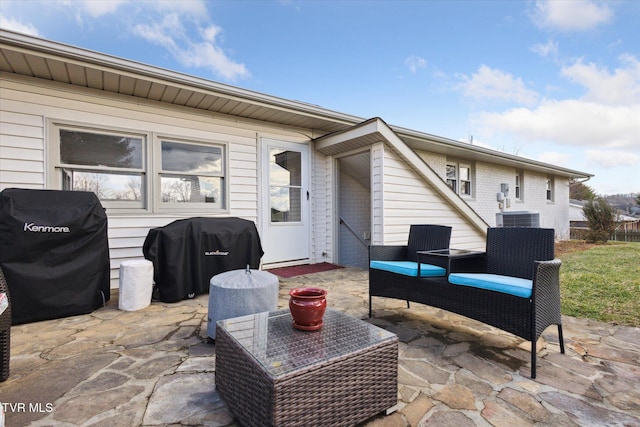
[473, 53, 640, 174]
[76, 0, 128, 18]
[536, 151, 572, 166]
[585, 149, 640, 168]
[476, 100, 640, 149]
[532, 0, 613, 32]
[55, 0, 249, 81]
[457, 65, 539, 105]
[0, 14, 40, 36]
[72, 0, 207, 18]
[531, 39, 558, 58]
[561, 55, 640, 105]
[133, 15, 249, 81]
[404, 55, 427, 73]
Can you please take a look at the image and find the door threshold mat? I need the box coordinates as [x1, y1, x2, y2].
[266, 263, 344, 278]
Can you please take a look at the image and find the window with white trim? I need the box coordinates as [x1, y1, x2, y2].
[158, 139, 224, 209]
[51, 124, 227, 212]
[446, 161, 473, 197]
[546, 177, 554, 202]
[57, 127, 146, 209]
[515, 170, 523, 200]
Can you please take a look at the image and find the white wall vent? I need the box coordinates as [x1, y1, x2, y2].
[496, 211, 540, 227]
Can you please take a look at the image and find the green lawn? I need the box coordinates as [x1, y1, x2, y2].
[558, 241, 640, 327]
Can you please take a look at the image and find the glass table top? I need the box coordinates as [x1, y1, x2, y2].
[417, 248, 484, 257]
[217, 308, 397, 378]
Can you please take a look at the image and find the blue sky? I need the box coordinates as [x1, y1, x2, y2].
[2, 0, 639, 196]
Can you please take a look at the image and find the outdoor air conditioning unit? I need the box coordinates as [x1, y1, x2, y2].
[496, 211, 540, 228]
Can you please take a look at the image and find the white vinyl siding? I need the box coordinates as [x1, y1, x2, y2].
[0, 110, 45, 188]
[380, 147, 485, 250]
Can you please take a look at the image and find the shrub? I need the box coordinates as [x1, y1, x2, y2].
[582, 197, 618, 243]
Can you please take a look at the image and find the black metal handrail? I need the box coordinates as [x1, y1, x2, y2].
[339, 217, 369, 248]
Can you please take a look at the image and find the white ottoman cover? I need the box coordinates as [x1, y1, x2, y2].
[119, 260, 154, 311]
[208, 268, 279, 339]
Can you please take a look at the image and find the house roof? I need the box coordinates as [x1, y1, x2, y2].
[0, 29, 592, 181]
[317, 117, 490, 234]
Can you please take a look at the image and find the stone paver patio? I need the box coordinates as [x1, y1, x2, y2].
[1, 267, 639, 426]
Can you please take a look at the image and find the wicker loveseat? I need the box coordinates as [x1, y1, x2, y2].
[0, 266, 10, 382]
[369, 227, 565, 378]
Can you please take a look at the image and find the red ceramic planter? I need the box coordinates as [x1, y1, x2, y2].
[289, 287, 327, 331]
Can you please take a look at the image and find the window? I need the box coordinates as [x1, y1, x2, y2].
[159, 140, 224, 209]
[269, 148, 302, 222]
[546, 177, 554, 202]
[52, 124, 227, 212]
[515, 170, 523, 200]
[446, 161, 473, 197]
[58, 128, 146, 209]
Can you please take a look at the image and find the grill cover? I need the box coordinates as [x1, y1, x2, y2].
[143, 217, 264, 302]
[0, 189, 110, 325]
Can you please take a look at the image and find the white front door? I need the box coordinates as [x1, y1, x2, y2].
[261, 139, 310, 265]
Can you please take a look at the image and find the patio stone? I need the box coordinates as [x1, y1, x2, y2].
[533, 363, 603, 401]
[125, 354, 182, 379]
[497, 387, 550, 422]
[480, 400, 532, 426]
[453, 370, 493, 396]
[53, 385, 147, 424]
[539, 391, 640, 426]
[400, 393, 435, 426]
[142, 372, 232, 426]
[420, 410, 476, 427]
[67, 371, 130, 395]
[400, 359, 450, 385]
[1, 267, 639, 427]
[433, 384, 476, 410]
[452, 353, 513, 385]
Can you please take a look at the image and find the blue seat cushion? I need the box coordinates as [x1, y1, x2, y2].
[370, 260, 446, 277]
[448, 273, 533, 298]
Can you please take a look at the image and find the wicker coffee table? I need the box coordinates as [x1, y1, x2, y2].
[215, 308, 398, 427]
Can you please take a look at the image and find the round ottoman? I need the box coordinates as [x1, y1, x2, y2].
[118, 260, 154, 311]
[207, 268, 279, 339]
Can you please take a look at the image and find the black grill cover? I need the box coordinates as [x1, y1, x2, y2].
[0, 189, 110, 325]
[143, 217, 264, 302]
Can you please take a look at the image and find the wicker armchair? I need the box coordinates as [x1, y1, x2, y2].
[369, 224, 452, 316]
[446, 227, 565, 378]
[0, 266, 11, 382]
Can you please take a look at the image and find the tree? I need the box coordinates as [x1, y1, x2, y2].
[582, 197, 618, 243]
[570, 182, 596, 200]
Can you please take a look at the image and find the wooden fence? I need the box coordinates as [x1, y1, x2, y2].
[570, 228, 640, 243]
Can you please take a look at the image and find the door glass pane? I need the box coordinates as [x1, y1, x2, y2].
[60, 130, 143, 169]
[270, 149, 302, 223]
[270, 187, 301, 222]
